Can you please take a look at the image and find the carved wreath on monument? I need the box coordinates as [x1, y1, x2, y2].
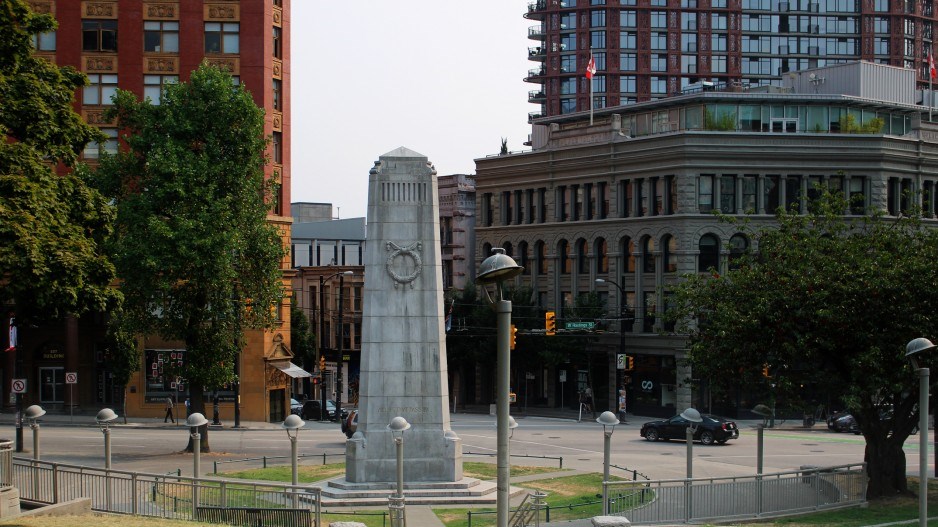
[386, 241, 422, 288]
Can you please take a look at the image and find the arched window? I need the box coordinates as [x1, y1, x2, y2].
[619, 237, 635, 274]
[558, 240, 572, 274]
[642, 236, 655, 274]
[594, 238, 608, 274]
[481, 242, 493, 261]
[576, 238, 589, 274]
[729, 233, 748, 270]
[698, 234, 720, 272]
[663, 234, 677, 273]
[536, 241, 548, 274]
[518, 241, 529, 274]
[502, 242, 513, 258]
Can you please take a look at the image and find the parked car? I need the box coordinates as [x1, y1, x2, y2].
[640, 413, 739, 445]
[290, 398, 303, 415]
[342, 410, 358, 439]
[300, 399, 348, 421]
[829, 408, 917, 435]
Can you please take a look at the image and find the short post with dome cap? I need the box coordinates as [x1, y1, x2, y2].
[906, 337, 935, 527]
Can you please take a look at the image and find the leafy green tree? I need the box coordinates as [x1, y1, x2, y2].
[670, 190, 938, 498]
[291, 303, 316, 391]
[93, 64, 285, 451]
[0, 0, 118, 322]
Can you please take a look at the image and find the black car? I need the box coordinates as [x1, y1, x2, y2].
[300, 399, 348, 421]
[640, 414, 740, 445]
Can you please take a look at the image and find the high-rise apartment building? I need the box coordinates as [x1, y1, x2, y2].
[17, 0, 294, 422]
[525, 0, 936, 118]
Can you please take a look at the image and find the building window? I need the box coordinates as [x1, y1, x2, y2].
[273, 78, 282, 111]
[742, 175, 757, 212]
[642, 236, 655, 274]
[561, 98, 576, 114]
[561, 55, 577, 73]
[651, 11, 667, 28]
[537, 241, 548, 274]
[144, 21, 179, 53]
[144, 75, 178, 105]
[83, 128, 119, 159]
[31, 31, 56, 51]
[272, 132, 282, 164]
[651, 32, 667, 50]
[720, 175, 736, 213]
[764, 175, 780, 212]
[205, 22, 240, 54]
[650, 76, 667, 94]
[663, 235, 677, 272]
[559, 240, 572, 274]
[591, 30, 606, 49]
[83, 74, 118, 106]
[595, 238, 608, 273]
[621, 10, 636, 27]
[561, 33, 577, 51]
[273, 26, 283, 59]
[82, 20, 117, 52]
[620, 32, 637, 49]
[699, 175, 714, 212]
[620, 53, 637, 71]
[576, 239, 589, 274]
[591, 9, 606, 27]
[651, 54, 667, 72]
[729, 234, 749, 270]
[698, 234, 720, 272]
[560, 77, 577, 95]
[592, 75, 606, 93]
[620, 75, 636, 93]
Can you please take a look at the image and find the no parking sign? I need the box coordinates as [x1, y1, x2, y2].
[11, 379, 26, 394]
[65, 372, 77, 384]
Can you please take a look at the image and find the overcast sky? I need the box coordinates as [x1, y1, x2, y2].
[291, 1, 534, 219]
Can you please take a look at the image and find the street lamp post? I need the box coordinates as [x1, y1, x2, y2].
[752, 404, 773, 515]
[96, 408, 118, 469]
[388, 416, 411, 527]
[477, 248, 523, 527]
[283, 414, 305, 507]
[597, 411, 620, 515]
[319, 270, 353, 422]
[24, 405, 45, 461]
[681, 407, 703, 522]
[906, 337, 935, 527]
[596, 278, 631, 421]
[186, 412, 209, 510]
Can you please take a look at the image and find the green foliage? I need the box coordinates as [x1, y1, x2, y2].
[703, 108, 737, 131]
[839, 114, 885, 134]
[92, 65, 286, 430]
[669, 190, 938, 498]
[290, 302, 316, 372]
[0, 0, 118, 322]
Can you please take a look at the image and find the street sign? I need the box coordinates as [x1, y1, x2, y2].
[65, 372, 78, 384]
[565, 321, 595, 330]
[617, 354, 626, 370]
[11, 379, 26, 394]
[559, 370, 567, 383]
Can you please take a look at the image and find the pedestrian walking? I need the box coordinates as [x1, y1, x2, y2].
[185, 397, 191, 417]
[163, 396, 175, 423]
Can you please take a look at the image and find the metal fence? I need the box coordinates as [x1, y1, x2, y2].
[9, 457, 323, 525]
[213, 452, 346, 475]
[603, 462, 867, 525]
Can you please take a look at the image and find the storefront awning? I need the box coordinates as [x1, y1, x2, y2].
[270, 361, 313, 378]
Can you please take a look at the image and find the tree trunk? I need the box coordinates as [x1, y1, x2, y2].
[864, 432, 908, 498]
[184, 380, 210, 453]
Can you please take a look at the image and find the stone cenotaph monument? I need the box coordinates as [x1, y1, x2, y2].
[345, 147, 462, 484]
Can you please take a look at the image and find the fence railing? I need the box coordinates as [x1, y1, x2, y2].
[213, 452, 345, 475]
[463, 451, 564, 469]
[10, 457, 323, 526]
[603, 462, 867, 525]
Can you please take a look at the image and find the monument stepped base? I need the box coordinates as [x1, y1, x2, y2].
[318, 477, 526, 506]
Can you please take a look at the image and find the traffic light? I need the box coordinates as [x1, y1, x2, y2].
[319, 354, 326, 372]
[510, 324, 518, 350]
[762, 364, 770, 378]
[545, 311, 556, 336]
[626, 355, 634, 371]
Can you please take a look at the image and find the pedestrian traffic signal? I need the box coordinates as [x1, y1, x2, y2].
[545, 311, 556, 336]
[510, 324, 518, 350]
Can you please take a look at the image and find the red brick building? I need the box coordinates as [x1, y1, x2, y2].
[11, 0, 295, 422]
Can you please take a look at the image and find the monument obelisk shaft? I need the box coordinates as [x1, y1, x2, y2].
[346, 147, 462, 483]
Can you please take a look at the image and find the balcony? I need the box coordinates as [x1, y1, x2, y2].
[528, 111, 544, 123]
[529, 24, 546, 40]
[525, 67, 547, 83]
[528, 90, 547, 103]
[528, 46, 547, 61]
[524, 0, 548, 20]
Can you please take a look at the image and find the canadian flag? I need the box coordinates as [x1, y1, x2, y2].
[586, 54, 596, 80]
[929, 52, 936, 81]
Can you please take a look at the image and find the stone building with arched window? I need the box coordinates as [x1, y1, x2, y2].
[474, 62, 938, 417]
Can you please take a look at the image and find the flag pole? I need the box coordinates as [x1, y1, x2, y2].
[589, 51, 595, 126]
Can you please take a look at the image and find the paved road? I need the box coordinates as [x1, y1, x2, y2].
[1, 411, 893, 480]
